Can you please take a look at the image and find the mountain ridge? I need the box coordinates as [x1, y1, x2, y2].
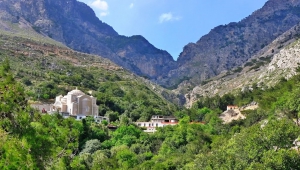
[0, 0, 176, 80]
[159, 0, 300, 88]
[1, 0, 300, 107]
[183, 22, 300, 107]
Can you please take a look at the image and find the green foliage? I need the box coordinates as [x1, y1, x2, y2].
[0, 34, 177, 122]
[22, 77, 32, 86]
[285, 88, 300, 125]
[1, 35, 300, 169]
[0, 129, 36, 169]
[96, 81, 175, 122]
[108, 125, 143, 147]
[79, 118, 108, 150]
[194, 93, 234, 111]
[0, 58, 31, 134]
[115, 147, 138, 169]
[192, 118, 300, 169]
[80, 139, 101, 155]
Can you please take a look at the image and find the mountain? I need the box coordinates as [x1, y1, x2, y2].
[0, 0, 176, 80]
[184, 22, 300, 107]
[1, 0, 300, 102]
[159, 0, 300, 88]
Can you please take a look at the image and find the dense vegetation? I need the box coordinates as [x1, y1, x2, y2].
[0, 34, 178, 122]
[1, 34, 300, 169]
[1, 55, 300, 169]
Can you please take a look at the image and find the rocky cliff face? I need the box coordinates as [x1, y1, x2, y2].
[183, 22, 300, 107]
[0, 0, 176, 79]
[159, 0, 300, 88]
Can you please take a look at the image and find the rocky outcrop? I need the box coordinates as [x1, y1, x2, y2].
[219, 109, 246, 124]
[160, 0, 300, 88]
[0, 0, 176, 80]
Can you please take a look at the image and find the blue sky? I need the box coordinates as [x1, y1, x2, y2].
[77, 0, 268, 60]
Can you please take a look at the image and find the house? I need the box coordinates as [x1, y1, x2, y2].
[227, 105, 239, 110]
[135, 115, 178, 133]
[94, 116, 109, 124]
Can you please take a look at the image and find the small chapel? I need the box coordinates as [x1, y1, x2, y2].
[51, 88, 99, 118]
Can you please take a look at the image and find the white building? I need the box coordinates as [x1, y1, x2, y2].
[51, 88, 99, 120]
[94, 116, 109, 124]
[136, 115, 178, 133]
[227, 105, 238, 110]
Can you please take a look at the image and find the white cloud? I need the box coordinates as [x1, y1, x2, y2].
[100, 12, 108, 16]
[129, 3, 134, 9]
[159, 12, 181, 23]
[91, 0, 108, 11]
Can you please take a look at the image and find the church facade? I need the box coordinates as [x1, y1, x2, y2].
[51, 88, 99, 117]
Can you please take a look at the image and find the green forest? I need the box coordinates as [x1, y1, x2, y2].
[1, 56, 300, 170]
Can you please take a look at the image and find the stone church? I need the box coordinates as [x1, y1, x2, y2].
[51, 88, 99, 118]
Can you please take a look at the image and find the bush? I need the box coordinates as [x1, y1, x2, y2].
[80, 139, 102, 155]
[22, 77, 32, 86]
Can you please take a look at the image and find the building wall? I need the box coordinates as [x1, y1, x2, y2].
[135, 115, 179, 133]
[79, 96, 92, 115]
[47, 90, 99, 117]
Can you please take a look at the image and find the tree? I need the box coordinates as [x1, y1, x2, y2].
[0, 129, 36, 169]
[0, 58, 30, 134]
[80, 139, 101, 155]
[286, 88, 300, 125]
[192, 118, 300, 169]
[115, 147, 138, 169]
[110, 125, 142, 147]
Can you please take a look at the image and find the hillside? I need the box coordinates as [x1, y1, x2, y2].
[0, 0, 176, 81]
[184, 22, 300, 107]
[0, 32, 181, 121]
[1, 0, 300, 109]
[2, 1, 300, 168]
[2, 51, 300, 169]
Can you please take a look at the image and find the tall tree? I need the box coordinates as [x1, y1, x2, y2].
[0, 58, 30, 134]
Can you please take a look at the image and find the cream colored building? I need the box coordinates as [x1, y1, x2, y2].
[136, 115, 178, 133]
[51, 88, 99, 118]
